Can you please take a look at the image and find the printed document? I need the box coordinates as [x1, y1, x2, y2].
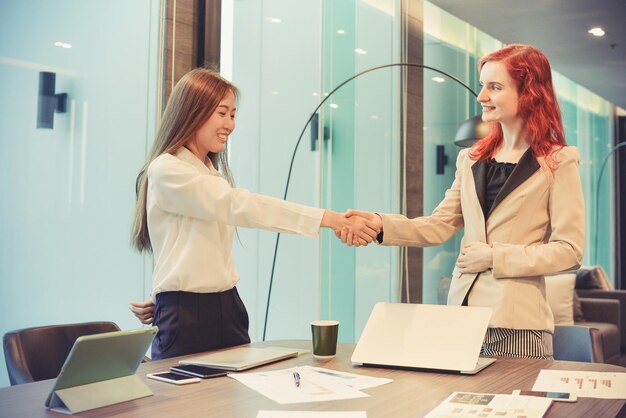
[229, 366, 391, 405]
[299, 366, 392, 390]
[533, 369, 626, 399]
[257, 412, 366, 418]
[424, 392, 552, 418]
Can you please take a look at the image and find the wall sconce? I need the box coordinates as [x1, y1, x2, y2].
[310, 112, 330, 151]
[434, 114, 491, 175]
[37, 72, 68, 129]
[436, 145, 448, 174]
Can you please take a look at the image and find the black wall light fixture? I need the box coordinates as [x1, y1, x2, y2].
[37, 72, 68, 129]
[436, 145, 449, 174]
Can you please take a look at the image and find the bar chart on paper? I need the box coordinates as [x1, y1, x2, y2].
[532, 370, 626, 399]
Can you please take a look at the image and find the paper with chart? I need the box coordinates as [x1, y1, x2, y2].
[532, 369, 626, 399]
[229, 366, 390, 404]
[424, 392, 552, 418]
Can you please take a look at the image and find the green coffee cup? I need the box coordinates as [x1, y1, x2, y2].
[310, 320, 339, 359]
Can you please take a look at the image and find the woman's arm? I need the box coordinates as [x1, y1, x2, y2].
[336, 151, 468, 247]
[491, 146, 585, 277]
[149, 156, 322, 237]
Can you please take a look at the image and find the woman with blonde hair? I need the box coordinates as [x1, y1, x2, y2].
[131, 68, 376, 359]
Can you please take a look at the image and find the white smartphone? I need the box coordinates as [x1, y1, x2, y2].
[146, 371, 201, 385]
[512, 389, 577, 402]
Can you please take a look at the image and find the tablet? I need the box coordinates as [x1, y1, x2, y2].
[45, 326, 158, 413]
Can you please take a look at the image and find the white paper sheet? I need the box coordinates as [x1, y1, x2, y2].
[299, 366, 393, 390]
[532, 369, 626, 399]
[424, 392, 552, 418]
[229, 367, 370, 404]
[257, 412, 366, 418]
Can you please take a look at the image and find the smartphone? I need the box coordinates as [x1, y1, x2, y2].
[512, 390, 577, 402]
[146, 371, 201, 385]
[170, 364, 228, 379]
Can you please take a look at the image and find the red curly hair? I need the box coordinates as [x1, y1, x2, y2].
[469, 44, 566, 169]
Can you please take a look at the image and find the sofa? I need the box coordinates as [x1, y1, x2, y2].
[575, 266, 626, 365]
[573, 297, 621, 364]
[546, 270, 621, 364]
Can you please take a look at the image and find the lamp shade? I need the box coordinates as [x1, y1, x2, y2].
[454, 114, 490, 147]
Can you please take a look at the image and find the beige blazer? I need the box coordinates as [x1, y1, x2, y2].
[379, 146, 585, 332]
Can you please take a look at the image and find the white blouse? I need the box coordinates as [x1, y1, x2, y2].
[147, 147, 324, 297]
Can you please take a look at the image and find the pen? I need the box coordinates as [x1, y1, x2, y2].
[293, 371, 300, 387]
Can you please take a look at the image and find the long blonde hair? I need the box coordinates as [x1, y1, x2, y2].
[131, 68, 238, 252]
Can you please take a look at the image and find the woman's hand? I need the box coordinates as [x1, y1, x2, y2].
[336, 209, 383, 247]
[456, 242, 493, 273]
[129, 299, 155, 325]
[322, 210, 379, 246]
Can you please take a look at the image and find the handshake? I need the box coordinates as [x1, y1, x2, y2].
[329, 209, 382, 247]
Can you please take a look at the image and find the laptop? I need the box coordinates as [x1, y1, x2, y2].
[179, 346, 299, 371]
[351, 303, 496, 375]
[45, 326, 158, 413]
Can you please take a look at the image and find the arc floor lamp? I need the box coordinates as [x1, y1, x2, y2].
[262, 62, 488, 340]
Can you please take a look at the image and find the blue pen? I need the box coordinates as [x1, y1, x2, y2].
[293, 371, 300, 387]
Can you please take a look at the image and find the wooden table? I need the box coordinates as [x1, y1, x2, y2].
[1, 340, 626, 417]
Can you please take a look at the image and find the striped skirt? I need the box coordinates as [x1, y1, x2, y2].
[481, 328, 553, 359]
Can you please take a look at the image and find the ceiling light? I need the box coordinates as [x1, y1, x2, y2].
[330, 103, 339, 109]
[588, 27, 605, 37]
[54, 41, 72, 48]
[267, 17, 282, 23]
[354, 48, 367, 55]
[336, 29, 346, 34]
[432, 76, 445, 83]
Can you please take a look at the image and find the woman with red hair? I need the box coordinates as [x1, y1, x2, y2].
[342, 44, 584, 359]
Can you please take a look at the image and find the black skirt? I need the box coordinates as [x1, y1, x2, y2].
[151, 287, 250, 360]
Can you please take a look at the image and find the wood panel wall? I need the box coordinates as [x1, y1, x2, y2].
[401, 0, 424, 303]
[164, 0, 198, 105]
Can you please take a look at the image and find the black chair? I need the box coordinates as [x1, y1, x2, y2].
[3, 321, 120, 386]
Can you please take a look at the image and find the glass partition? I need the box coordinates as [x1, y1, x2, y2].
[0, 0, 161, 388]
[320, 0, 401, 342]
[556, 74, 615, 274]
[230, 0, 401, 344]
[230, 0, 324, 342]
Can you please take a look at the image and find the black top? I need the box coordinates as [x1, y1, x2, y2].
[485, 159, 517, 218]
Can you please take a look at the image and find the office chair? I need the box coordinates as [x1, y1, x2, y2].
[553, 325, 605, 363]
[3, 321, 121, 385]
